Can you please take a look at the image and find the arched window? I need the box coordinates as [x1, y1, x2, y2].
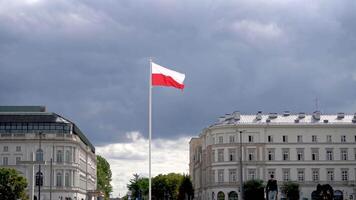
[56, 172, 62, 187]
[57, 150, 63, 163]
[65, 150, 71, 163]
[217, 192, 225, 200]
[35, 172, 43, 186]
[65, 172, 70, 187]
[36, 149, 43, 161]
[228, 191, 238, 200]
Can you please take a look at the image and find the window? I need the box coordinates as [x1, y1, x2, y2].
[282, 169, 290, 181]
[248, 169, 256, 180]
[297, 169, 304, 181]
[268, 135, 273, 143]
[341, 135, 346, 143]
[36, 149, 43, 162]
[282, 149, 289, 161]
[57, 150, 63, 163]
[229, 135, 235, 143]
[229, 169, 237, 182]
[218, 169, 224, 183]
[65, 150, 71, 163]
[297, 148, 304, 161]
[341, 149, 348, 161]
[218, 149, 224, 162]
[327, 135, 332, 143]
[326, 149, 333, 160]
[65, 172, 70, 187]
[16, 157, 21, 164]
[267, 149, 275, 161]
[218, 136, 224, 144]
[354, 148, 356, 160]
[327, 169, 334, 181]
[248, 135, 254, 143]
[16, 146, 21, 152]
[341, 169, 348, 181]
[248, 149, 256, 161]
[228, 149, 236, 161]
[267, 169, 275, 179]
[312, 135, 317, 143]
[56, 172, 62, 187]
[211, 170, 215, 183]
[282, 135, 288, 143]
[3, 157, 8, 165]
[3, 146, 8, 152]
[212, 150, 215, 162]
[35, 172, 43, 186]
[297, 135, 303, 143]
[312, 169, 319, 181]
[311, 148, 319, 161]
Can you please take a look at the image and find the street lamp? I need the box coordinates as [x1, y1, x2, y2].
[238, 130, 246, 200]
[38, 132, 43, 200]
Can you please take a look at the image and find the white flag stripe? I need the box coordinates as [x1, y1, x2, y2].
[151, 62, 185, 84]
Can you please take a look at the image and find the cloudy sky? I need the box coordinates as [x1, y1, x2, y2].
[1, 0, 356, 197]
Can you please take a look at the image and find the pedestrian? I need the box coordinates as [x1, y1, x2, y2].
[266, 174, 278, 200]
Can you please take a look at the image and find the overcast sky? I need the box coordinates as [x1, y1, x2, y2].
[1, 0, 356, 196]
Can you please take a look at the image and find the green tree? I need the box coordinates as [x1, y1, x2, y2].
[178, 175, 194, 200]
[243, 179, 265, 200]
[281, 182, 300, 200]
[97, 155, 113, 200]
[127, 174, 149, 200]
[152, 173, 184, 200]
[0, 167, 28, 200]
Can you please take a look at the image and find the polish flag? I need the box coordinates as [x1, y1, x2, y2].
[151, 62, 185, 89]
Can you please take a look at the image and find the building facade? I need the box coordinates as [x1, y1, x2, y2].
[190, 111, 356, 200]
[0, 106, 97, 200]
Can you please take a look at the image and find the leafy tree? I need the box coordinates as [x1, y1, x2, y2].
[97, 155, 113, 200]
[177, 175, 194, 200]
[127, 174, 149, 199]
[281, 181, 299, 200]
[0, 167, 28, 200]
[243, 179, 265, 200]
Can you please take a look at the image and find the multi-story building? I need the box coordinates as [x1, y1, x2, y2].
[190, 111, 356, 200]
[0, 106, 98, 200]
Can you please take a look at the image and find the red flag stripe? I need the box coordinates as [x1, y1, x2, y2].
[152, 74, 185, 89]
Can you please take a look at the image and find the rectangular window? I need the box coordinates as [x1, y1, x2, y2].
[212, 150, 215, 162]
[229, 135, 235, 143]
[282, 149, 289, 161]
[228, 149, 236, 161]
[16, 157, 21, 164]
[341, 149, 348, 161]
[3, 157, 8, 165]
[229, 169, 237, 182]
[297, 169, 304, 182]
[312, 135, 317, 143]
[282, 169, 290, 181]
[326, 149, 333, 161]
[218, 136, 224, 144]
[341, 169, 348, 181]
[297, 135, 303, 143]
[311, 148, 319, 161]
[268, 135, 273, 143]
[267, 169, 275, 179]
[327, 135, 332, 143]
[297, 148, 304, 161]
[211, 170, 215, 183]
[248, 149, 256, 161]
[248, 169, 256, 180]
[283, 135, 288, 143]
[267, 149, 275, 161]
[218, 169, 224, 183]
[248, 135, 254, 143]
[218, 149, 224, 162]
[3, 146, 8, 152]
[327, 169, 334, 181]
[16, 146, 21, 152]
[341, 135, 346, 143]
[312, 169, 319, 181]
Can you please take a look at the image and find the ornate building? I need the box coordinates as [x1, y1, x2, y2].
[190, 111, 356, 200]
[0, 106, 97, 200]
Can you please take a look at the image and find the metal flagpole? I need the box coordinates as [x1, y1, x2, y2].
[149, 58, 152, 200]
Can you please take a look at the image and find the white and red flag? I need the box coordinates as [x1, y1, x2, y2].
[151, 62, 185, 89]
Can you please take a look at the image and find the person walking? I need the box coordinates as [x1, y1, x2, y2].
[266, 174, 278, 200]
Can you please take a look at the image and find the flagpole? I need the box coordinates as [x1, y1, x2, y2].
[149, 58, 152, 200]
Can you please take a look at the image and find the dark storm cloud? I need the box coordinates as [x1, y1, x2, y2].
[1, 0, 356, 145]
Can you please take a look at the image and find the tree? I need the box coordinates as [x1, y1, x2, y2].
[281, 181, 300, 200]
[178, 175, 194, 200]
[127, 174, 149, 200]
[0, 167, 28, 200]
[97, 155, 113, 200]
[243, 179, 265, 200]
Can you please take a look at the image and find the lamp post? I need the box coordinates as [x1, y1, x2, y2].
[38, 132, 43, 200]
[238, 130, 245, 200]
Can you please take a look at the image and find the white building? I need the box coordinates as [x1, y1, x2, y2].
[190, 111, 356, 200]
[0, 106, 98, 200]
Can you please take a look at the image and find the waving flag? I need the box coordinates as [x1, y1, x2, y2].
[151, 62, 185, 89]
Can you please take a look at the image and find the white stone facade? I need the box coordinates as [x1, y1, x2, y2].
[190, 111, 356, 200]
[0, 106, 97, 200]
